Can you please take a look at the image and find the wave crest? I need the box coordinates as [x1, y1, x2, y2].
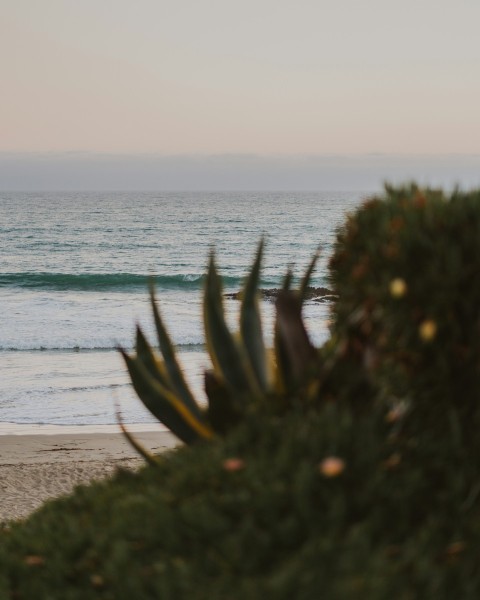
[0, 272, 248, 292]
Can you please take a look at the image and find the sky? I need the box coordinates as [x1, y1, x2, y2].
[1, 0, 480, 189]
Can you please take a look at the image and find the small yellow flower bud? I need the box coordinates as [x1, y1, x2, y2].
[389, 278, 407, 298]
[419, 319, 437, 342]
[319, 457, 345, 478]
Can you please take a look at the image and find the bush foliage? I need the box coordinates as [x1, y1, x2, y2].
[1, 183, 479, 598]
[2, 405, 480, 599]
[329, 184, 480, 442]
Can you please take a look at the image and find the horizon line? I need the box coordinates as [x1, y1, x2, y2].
[1, 151, 480, 159]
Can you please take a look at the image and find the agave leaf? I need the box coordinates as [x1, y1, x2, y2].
[115, 402, 162, 467]
[135, 326, 170, 388]
[299, 247, 320, 303]
[276, 290, 317, 383]
[273, 268, 294, 392]
[204, 370, 241, 434]
[240, 239, 269, 391]
[149, 284, 203, 420]
[204, 253, 258, 396]
[120, 349, 214, 444]
[282, 268, 293, 292]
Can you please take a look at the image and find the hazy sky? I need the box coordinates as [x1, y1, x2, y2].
[2, 1, 480, 189]
[2, 0, 480, 156]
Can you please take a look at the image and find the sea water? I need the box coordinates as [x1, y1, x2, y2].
[0, 191, 364, 429]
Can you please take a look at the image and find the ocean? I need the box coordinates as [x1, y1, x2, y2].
[0, 191, 364, 431]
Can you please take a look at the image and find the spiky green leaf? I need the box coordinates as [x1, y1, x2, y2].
[273, 268, 294, 392]
[135, 326, 170, 388]
[240, 239, 269, 391]
[120, 349, 213, 444]
[276, 290, 317, 383]
[299, 247, 320, 303]
[204, 370, 241, 435]
[115, 404, 163, 467]
[149, 284, 203, 420]
[204, 253, 258, 396]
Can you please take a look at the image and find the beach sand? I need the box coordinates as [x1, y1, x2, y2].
[0, 430, 177, 522]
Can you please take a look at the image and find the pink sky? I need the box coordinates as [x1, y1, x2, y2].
[2, 0, 480, 156]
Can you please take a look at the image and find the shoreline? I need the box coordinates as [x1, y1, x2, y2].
[0, 429, 177, 522]
[0, 421, 168, 436]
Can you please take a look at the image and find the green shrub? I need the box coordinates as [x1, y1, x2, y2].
[329, 183, 480, 442]
[3, 405, 480, 599]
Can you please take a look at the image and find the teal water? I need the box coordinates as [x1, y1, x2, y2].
[0, 191, 364, 427]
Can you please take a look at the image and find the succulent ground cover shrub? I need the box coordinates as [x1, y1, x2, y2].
[329, 184, 480, 443]
[3, 405, 480, 600]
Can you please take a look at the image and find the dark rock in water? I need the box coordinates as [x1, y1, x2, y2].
[224, 286, 337, 303]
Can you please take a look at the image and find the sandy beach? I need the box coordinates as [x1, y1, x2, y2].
[0, 429, 177, 522]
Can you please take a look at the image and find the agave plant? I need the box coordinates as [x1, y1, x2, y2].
[119, 241, 322, 461]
